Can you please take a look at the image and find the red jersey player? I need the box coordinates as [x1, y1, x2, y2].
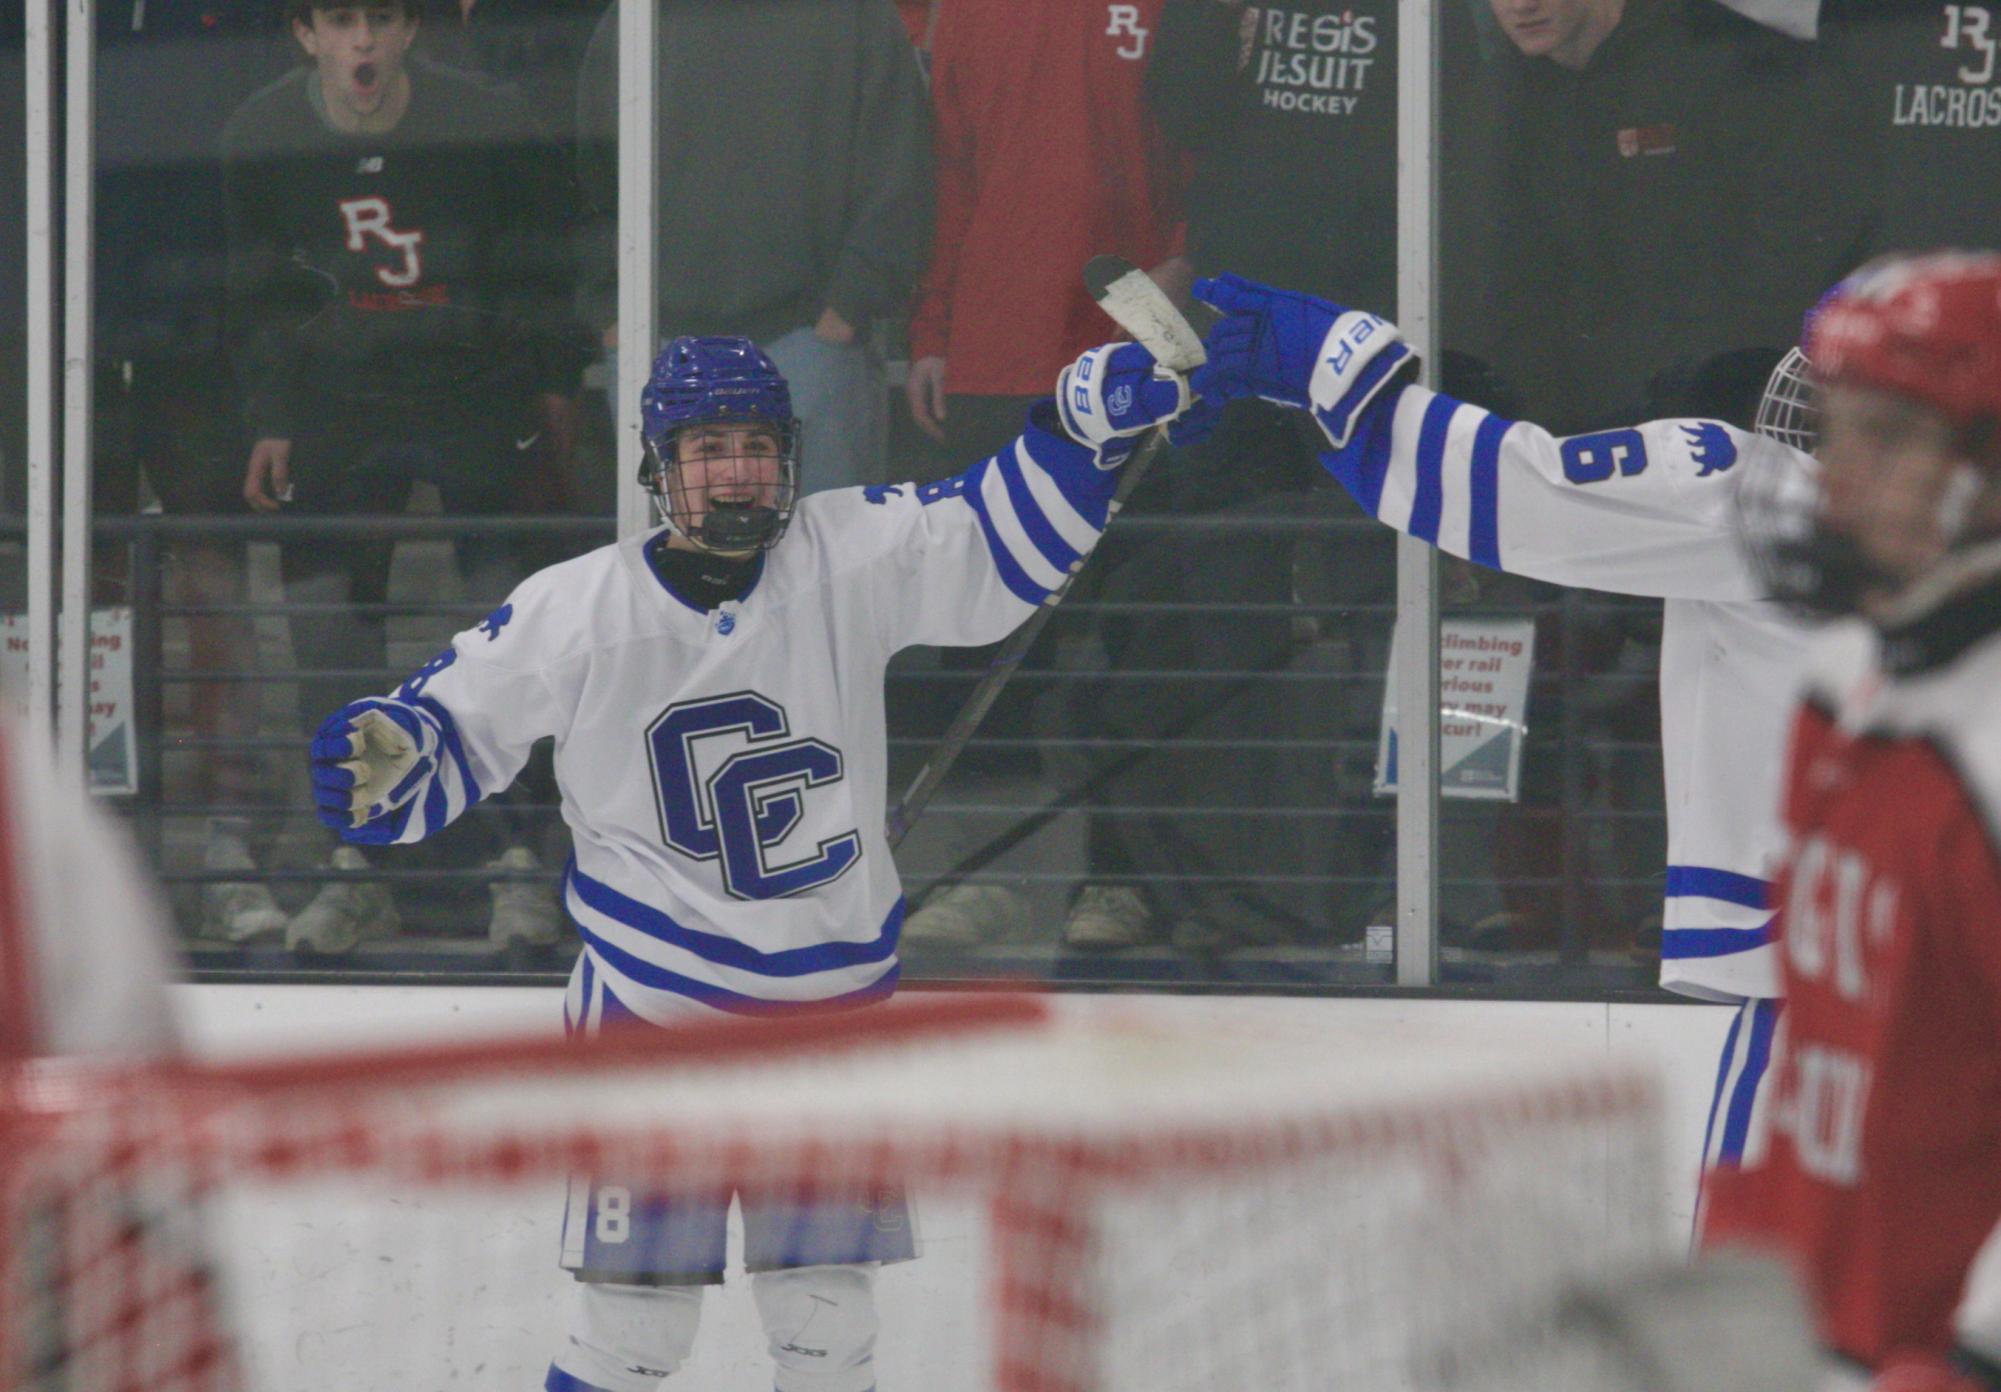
[1702, 250, 2001, 1391]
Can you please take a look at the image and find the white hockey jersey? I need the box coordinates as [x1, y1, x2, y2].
[348, 416, 1116, 1024]
[1328, 382, 1812, 1000]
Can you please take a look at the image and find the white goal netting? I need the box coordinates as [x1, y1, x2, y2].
[0, 995, 1668, 1392]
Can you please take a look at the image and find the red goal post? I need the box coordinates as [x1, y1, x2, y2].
[0, 994, 1668, 1392]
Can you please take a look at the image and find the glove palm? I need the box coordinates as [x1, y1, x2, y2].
[310, 701, 438, 838]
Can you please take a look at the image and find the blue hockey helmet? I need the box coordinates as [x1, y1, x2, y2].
[638, 335, 801, 553]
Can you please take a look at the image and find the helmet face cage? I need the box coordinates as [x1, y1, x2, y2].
[1753, 347, 1819, 456]
[642, 416, 801, 554]
[1740, 372, 2001, 623]
[637, 336, 801, 554]
[1734, 433, 1853, 619]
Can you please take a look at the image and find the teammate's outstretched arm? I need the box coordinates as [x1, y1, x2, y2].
[1191, 273, 1780, 602]
[880, 337, 1210, 655]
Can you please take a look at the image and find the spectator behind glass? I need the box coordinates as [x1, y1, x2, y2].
[894, 0, 1186, 951]
[574, 0, 932, 496]
[222, 0, 588, 955]
[1473, 0, 1871, 435]
[89, 1, 296, 945]
[421, 0, 606, 167]
[1015, 0, 1406, 956]
[1818, 0, 2001, 257]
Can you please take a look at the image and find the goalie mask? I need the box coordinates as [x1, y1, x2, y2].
[1741, 252, 2001, 625]
[639, 336, 801, 554]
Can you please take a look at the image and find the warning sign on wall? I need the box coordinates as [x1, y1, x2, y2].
[1375, 616, 1536, 802]
[0, 608, 140, 795]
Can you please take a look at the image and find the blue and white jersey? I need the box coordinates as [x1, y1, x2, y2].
[1328, 381, 1813, 1002]
[344, 413, 1116, 1023]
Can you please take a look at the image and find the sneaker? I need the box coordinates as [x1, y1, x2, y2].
[201, 835, 285, 944]
[486, 846, 563, 949]
[286, 845, 400, 956]
[902, 884, 1031, 947]
[1062, 885, 1152, 950]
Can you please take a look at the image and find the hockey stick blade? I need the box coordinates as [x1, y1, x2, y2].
[886, 260, 1212, 851]
[1083, 254, 1211, 373]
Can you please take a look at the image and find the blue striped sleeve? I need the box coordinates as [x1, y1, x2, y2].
[1468, 411, 1510, 569]
[961, 460, 1056, 607]
[995, 441, 1087, 575]
[1408, 393, 1459, 544]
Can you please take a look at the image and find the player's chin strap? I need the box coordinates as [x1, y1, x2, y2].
[640, 437, 792, 555]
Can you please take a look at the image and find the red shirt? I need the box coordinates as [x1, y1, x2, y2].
[896, 0, 933, 49]
[908, 0, 1185, 396]
[1703, 620, 2001, 1368]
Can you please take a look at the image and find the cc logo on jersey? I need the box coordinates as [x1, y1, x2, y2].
[645, 692, 860, 900]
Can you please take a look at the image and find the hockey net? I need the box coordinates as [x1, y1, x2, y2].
[0, 994, 1668, 1392]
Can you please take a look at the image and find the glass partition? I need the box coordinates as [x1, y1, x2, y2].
[0, 4, 25, 703]
[85, 0, 606, 972]
[54, 0, 1994, 993]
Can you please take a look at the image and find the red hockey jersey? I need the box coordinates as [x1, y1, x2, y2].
[1703, 588, 2001, 1369]
[907, 0, 1184, 396]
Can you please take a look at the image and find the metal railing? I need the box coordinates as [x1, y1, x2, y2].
[17, 507, 1671, 993]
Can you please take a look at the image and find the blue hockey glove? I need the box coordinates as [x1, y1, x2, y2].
[1055, 341, 1195, 467]
[1191, 273, 1415, 447]
[1166, 393, 1222, 450]
[310, 699, 437, 839]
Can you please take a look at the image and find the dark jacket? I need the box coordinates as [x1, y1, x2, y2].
[222, 59, 588, 437]
[1820, 0, 2001, 255]
[1146, 0, 1397, 314]
[1481, 0, 1870, 433]
[575, 0, 933, 342]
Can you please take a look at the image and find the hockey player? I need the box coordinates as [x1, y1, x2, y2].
[1184, 271, 1808, 1178]
[222, 0, 588, 952]
[305, 333, 1198, 1392]
[1698, 252, 2001, 1388]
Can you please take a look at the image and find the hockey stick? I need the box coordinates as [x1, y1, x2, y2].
[885, 256, 1215, 848]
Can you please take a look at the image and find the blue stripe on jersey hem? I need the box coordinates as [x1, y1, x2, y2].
[579, 928, 902, 1016]
[1660, 925, 1771, 959]
[1702, 999, 1748, 1169]
[1717, 999, 1779, 1164]
[1408, 393, 1458, 544]
[960, 460, 1054, 607]
[567, 862, 904, 976]
[565, 952, 593, 1039]
[996, 443, 1085, 575]
[545, 1365, 618, 1392]
[1665, 865, 1770, 909]
[1468, 410, 1510, 569]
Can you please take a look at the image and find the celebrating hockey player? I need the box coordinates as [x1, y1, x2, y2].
[1184, 269, 1807, 1181]
[305, 333, 1197, 1392]
[1697, 253, 2001, 1387]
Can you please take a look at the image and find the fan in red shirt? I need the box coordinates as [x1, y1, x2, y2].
[1703, 250, 2001, 1392]
[904, 0, 1185, 459]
